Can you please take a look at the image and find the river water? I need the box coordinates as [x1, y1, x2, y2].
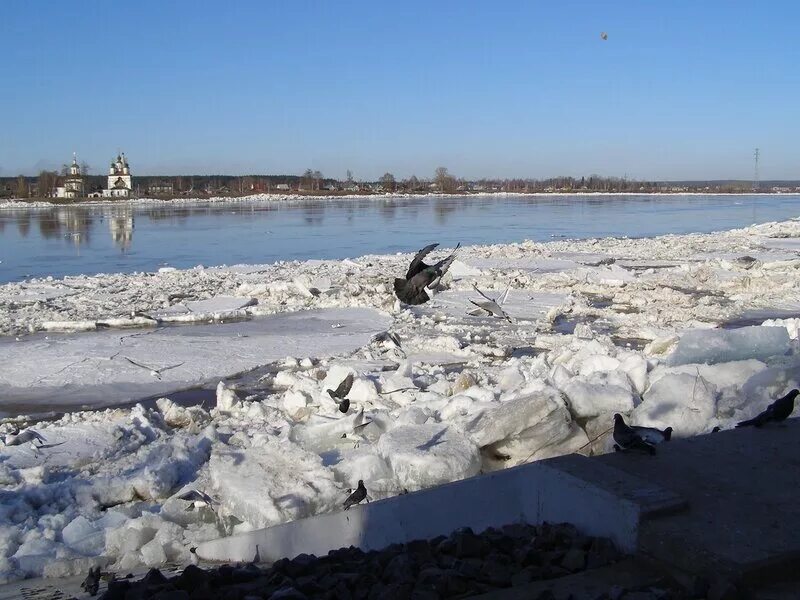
[1, 194, 799, 283]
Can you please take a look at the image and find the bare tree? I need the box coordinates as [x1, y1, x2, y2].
[404, 175, 420, 192]
[37, 170, 59, 198]
[301, 168, 314, 191]
[346, 169, 354, 184]
[16, 175, 29, 198]
[434, 166, 457, 193]
[312, 170, 322, 191]
[80, 162, 90, 177]
[380, 172, 396, 192]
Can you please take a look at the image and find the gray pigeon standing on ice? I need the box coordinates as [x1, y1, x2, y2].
[393, 243, 460, 305]
[612, 414, 656, 455]
[736, 389, 799, 428]
[81, 565, 101, 596]
[327, 373, 354, 413]
[343, 480, 367, 510]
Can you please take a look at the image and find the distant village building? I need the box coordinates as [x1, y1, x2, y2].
[54, 154, 84, 198]
[103, 153, 133, 197]
[148, 180, 174, 196]
[275, 183, 290, 191]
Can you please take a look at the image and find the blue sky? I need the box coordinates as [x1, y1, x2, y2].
[1, 1, 798, 180]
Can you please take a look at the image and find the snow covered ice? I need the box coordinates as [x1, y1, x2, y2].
[3, 214, 800, 583]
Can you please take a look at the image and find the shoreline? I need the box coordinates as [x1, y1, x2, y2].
[2, 190, 800, 210]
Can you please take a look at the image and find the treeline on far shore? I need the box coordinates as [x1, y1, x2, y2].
[2, 167, 798, 200]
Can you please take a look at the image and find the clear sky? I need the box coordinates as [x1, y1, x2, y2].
[1, 1, 799, 180]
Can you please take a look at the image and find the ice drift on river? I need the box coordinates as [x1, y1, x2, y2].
[5, 217, 800, 585]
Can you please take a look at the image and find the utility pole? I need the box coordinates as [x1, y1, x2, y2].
[753, 148, 760, 191]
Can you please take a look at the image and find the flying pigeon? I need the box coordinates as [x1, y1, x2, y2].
[81, 565, 101, 596]
[123, 356, 184, 380]
[343, 480, 367, 510]
[175, 489, 217, 514]
[340, 415, 372, 448]
[327, 373, 354, 413]
[2, 428, 46, 447]
[612, 414, 656, 455]
[630, 424, 672, 445]
[467, 284, 513, 322]
[394, 243, 460, 305]
[736, 389, 799, 428]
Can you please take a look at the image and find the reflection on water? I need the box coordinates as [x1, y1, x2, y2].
[1, 194, 799, 282]
[109, 210, 134, 251]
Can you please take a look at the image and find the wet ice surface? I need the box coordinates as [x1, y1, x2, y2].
[3, 215, 800, 585]
[0, 308, 391, 415]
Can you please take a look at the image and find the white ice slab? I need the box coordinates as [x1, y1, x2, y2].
[0, 308, 391, 412]
[463, 257, 579, 273]
[422, 289, 567, 322]
[667, 325, 791, 366]
[5, 285, 78, 305]
[757, 237, 800, 252]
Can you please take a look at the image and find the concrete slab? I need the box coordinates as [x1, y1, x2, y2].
[597, 418, 800, 585]
[196, 454, 680, 563]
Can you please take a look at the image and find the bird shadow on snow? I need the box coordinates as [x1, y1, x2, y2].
[646, 402, 680, 420]
[416, 427, 448, 451]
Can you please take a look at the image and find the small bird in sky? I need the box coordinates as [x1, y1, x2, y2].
[343, 480, 368, 510]
[327, 373, 354, 414]
[612, 414, 656, 455]
[736, 389, 799, 428]
[600, 32, 608, 40]
[394, 243, 460, 305]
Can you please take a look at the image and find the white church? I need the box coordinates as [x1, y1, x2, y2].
[53, 154, 85, 198]
[55, 152, 134, 198]
[103, 153, 133, 197]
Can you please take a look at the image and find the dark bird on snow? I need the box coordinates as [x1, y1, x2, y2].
[630, 424, 672, 445]
[612, 414, 656, 455]
[81, 565, 101, 596]
[343, 480, 367, 510]
[394, 243, 460, 305]
[736, 389, 799, 428]
[327, 373, 354, 413]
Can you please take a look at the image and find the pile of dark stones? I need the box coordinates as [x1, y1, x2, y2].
[99, 522, 627, 600]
